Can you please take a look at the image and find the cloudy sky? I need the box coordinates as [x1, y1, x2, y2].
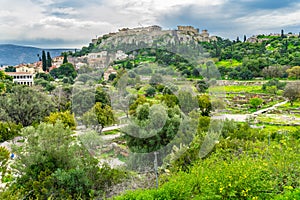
[1, 0, 299, 48]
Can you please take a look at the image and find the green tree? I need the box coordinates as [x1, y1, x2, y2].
[35, 72, 54, 81]
[192, 68, 200, 77]
[136, 103, 150, 121]
[195, 80, 209, 93]
[44, 110, 76, 130]
[0, 69, 12, 81]
[51, 85, 72, 112]
[129, 95, 150, 116]
[145, 86, 156, 97]
[249, 97, 263, 110]
[266, 85, 278, 95]
[72, 87, 95, 115]
[10, 122, 119, 199]
[0, 70, 13, 93]
[201, 61, 220, 80]
[161, 94, 179, 108]
[0, 85, 54, 126]
[42, 50, 47, 71]
[0, 146, 10, 182]
[198, 94, 212, 116]
[262, 79, 286, 91]
[78, 131, 103, 156]
[4, 66, 16, 72]
[34, 79, 56, 93]
[239, 68, 253, 80]
[0, 121, 22, 142]
[262, 65, 289, 79]
[62, 76, 74, 84]
[178, 90, 198, 114]
[281, 29, 285, 38]
[46, 51, 52, 71]
[63, 53, 68, 64]
[162, 83, 178, 95]
[149, 74, 163, 86]
[50, 63, 77, 79]
[287, 66, 300, 79]
[122, 104, 181, 153]
[95, 86, 111, 106]
[82, 102, 115, 133]
[283, 82, 300, 106]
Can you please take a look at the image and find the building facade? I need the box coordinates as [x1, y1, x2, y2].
[5, 72, 34, 86]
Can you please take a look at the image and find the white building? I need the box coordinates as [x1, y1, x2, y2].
[115, 50, 128, 60]
[6, 72, 34, 86]
[87, 51, 107, 59]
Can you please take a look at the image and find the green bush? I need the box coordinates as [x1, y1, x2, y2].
[274, 188, 300, 199]
[114, 124, 300, 200]
[115, 144, 300, 199]
[0, 121, 22, 142]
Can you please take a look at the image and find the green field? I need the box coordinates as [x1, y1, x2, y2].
[216, 59, 242, 68]
[210, 85, 265, 93]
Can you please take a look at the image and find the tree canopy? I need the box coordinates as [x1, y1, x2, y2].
[283, 82, 300, 106]
[50, 63, 77, 79]
[0, 85, 54, 126]
[82, 102, 115, 133]
[9, 122, 122, 199]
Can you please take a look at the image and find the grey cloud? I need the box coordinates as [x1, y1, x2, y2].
[159, 1, 300, 39]
[3, 0, 300, 47]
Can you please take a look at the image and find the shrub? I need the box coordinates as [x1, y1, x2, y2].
[44, 111, 76, 130]
[0, 121, 22, 142]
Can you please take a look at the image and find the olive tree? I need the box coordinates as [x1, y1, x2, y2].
[283, 82, 300, 106]
[0, 85, 54, 126]
[82, 102, 115, 133]
[11, 122, 119, 199]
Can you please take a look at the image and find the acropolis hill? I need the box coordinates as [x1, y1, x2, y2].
[91, 25, 217, 48]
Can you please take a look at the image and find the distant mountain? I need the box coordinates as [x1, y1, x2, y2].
[0, 44, 73, 66]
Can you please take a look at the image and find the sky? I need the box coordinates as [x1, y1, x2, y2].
[0, 0, 299, 48]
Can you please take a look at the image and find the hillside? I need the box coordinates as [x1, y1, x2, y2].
[73, 25, 216, 57]
[1, 25, 300, 200]
[72, 26, 300, 81]
[0, 44, 72, 66]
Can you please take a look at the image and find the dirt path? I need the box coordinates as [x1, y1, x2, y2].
[212, 100, 288, 122]
[251, 100, 288, 116]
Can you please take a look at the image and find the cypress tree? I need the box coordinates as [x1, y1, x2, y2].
[281, 29, 284, 38]
[46, 52, 52, 71]
[63, 53, 68, 64]
[42, 50, 47, 71]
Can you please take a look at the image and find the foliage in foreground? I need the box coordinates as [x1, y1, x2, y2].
[114, 126, 300, 200]
[1, 122, 125, 199]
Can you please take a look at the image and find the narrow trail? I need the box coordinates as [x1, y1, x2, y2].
[212, 100, 288, 122]
[251, 100, 288, 116]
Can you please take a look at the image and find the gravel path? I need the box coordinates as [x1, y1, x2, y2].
[212, 100, 288, 122]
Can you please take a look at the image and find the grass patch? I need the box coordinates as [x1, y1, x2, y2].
[100, 149, 115, 159]
[257, 114, 300, 125]
[210, 85, 265, 93]
[103, 129, 120, 135]
[277, 100, 300, 110]
[261, 125, 299, 134]
[216, 59, 242, 68]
